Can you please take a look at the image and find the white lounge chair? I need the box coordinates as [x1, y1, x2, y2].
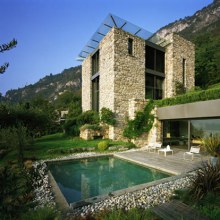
[158, 145, 173, 157]
[147, 142, 162, 152]
[183, 146, 200, 160]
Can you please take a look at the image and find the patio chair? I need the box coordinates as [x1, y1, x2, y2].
[148, 142, 162, 153]
[183, 146, 200, 160]
[158, 145, 173, 157]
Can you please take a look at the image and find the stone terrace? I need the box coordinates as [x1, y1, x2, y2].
[115, 148, 209, 175]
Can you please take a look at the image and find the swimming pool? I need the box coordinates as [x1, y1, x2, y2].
[48, 156, 170, 205]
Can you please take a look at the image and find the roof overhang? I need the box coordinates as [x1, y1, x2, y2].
[77, 13, 154, 61]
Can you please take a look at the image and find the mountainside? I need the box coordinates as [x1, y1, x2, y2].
[5, 66, 81, 103]
[156, 0, 220, 87]
[156, 0, 220, 39]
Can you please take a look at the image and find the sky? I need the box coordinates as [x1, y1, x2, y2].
[0, 0, 213, 95]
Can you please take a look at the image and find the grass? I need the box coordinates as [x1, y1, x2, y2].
[173, 189, 220, 220]
[1, 133, 130, 164]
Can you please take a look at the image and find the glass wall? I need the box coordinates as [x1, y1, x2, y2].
[92, 77, 99, 112]
[163, 118, 220, 148]
[191, 119, 220, 145]
[145, 74, 163, 100]
[163, 120, 188, 147]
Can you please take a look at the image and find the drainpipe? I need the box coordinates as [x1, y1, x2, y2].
[188, 120, 191, 150]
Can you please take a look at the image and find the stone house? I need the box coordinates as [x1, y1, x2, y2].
[79, 14, 220, 149]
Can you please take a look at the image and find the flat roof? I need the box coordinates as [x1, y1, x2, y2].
[77, 13, 154, 61]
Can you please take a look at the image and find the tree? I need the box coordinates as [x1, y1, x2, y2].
[0, 39, 17, 74]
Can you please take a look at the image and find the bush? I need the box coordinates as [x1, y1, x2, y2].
[156, 87, 220, 107]
[78, 110, 99, 125]
[21, 206, 60, 220]
[63, 118, 79, 136]
[97, 141, 109, 151]
[189, 162, 220, 201]
[100, 107, 116, 126]
[123, 100, 154, 139]
[80, 124, 102, 131]
[126, 142, 137, 149]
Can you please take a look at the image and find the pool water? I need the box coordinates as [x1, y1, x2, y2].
[48, 156, 170, 204]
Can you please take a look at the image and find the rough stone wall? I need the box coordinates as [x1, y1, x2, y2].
[113, 28, 146, 140]
[99, 29, 115, 111]
[164, 33, 195, 98]
[82, 54, 92, 111]
[128, 98, 148, 120]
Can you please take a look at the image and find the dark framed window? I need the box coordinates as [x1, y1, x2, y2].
[145, 45, 165, 73]
[92, 76, 99, 112]
[145, 73, 163, 100]
[92, 50, 99, 75]
[128, 38, 133, 55]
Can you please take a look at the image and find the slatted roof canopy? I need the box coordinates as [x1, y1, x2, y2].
[77, 14, 154, 61]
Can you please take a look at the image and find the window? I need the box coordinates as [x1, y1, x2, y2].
[92, 50, 99, 75]
[128, 38, 133, 55]
[182, 58, 186, 86]
[92, 76, 99, 112]
[145, 45, 165, 73]
[145, 73, 163, 100]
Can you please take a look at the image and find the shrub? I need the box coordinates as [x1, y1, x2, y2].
[21, 206, 60, 220]
[97, 141, 109, 151]
[63, 118, 79, 136]
[100, 107, 116, 126]
[123, 100, 154, 139]
[78, 110, 99, 125]
[156, 87, 220, 107]
[80, 124, 102, 131]
[189, 162, 220, 201]
[202, 134, 220, 157]
[126, 142, 137, 149]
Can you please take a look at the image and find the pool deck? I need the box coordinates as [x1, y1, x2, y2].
[115, 148, 209, 175]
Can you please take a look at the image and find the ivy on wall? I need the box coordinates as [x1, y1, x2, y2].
[123, 99, 155, 139]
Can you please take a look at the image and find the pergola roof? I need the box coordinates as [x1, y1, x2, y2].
[77, 14, 154, 61]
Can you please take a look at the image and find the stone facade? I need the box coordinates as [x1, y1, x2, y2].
[164, 34, 195, 97]
[81, 26, 195, 146]
[82, 54, 92, 111]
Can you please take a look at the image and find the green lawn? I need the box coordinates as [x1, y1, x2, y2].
[1, 133, 129, 164]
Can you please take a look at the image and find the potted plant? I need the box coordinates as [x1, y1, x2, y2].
[202, 134, 220, 166]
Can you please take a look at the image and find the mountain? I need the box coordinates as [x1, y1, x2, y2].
[5, 66, 81, 103]
[155, 0, 220, 87]
[156, 0, 220, 39]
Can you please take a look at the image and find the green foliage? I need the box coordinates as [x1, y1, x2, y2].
[123, 100, 154, 139]
[63, 110, 99, 136]
[63, 118, 79, 136]
[95, 208, 158, 220]
[0, 125, 32, 163]
[175, 81, 186, 95]
[97, 140, 109, 151]
[202, 134, 220, 157]
[0, 38, 17, 74]
[194, 32, 220, 88]
[189, 162, 220, 201]
[78, 110, 99, 125]
[21, 206, 60, 220]
[126, 142, 137, 149]
[0, 163, 35, 219]
[196, 192, 220, 220]
[80, 124, 102, 131]
[100, 107, 116, 126]
[0, 103, 60, 136]
[155, 87, 220, 107]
